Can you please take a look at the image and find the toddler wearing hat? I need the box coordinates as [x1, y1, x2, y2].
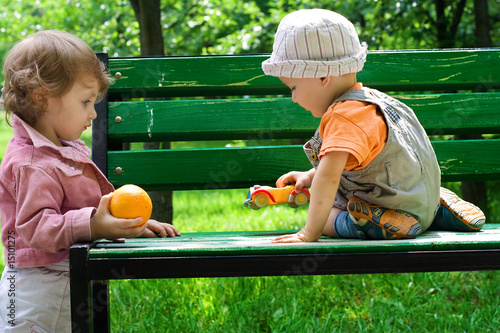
[262, 9, 485, 243]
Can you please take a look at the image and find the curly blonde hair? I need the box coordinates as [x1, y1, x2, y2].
[1, 30, 113, 126]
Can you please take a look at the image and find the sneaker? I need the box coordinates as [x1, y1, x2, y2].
[347, 213, 397, 240]
[347, 197, 422, 239]
[439, 187, 485, 231]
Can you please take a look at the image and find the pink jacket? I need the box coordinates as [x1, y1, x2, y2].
[0, 115, 114, 267]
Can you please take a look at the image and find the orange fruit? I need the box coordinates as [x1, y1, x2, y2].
[108, 184, 152, 226]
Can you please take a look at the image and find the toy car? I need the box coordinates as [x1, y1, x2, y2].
[244, 185, 310, 210]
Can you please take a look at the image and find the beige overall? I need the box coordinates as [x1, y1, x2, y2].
[304, 87, 441, 231]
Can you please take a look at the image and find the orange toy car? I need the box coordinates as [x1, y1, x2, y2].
[244, 185, 310, 210]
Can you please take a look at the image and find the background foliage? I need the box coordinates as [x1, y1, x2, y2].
[0, 0, 499, 78]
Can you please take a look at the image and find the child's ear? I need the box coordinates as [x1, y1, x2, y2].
[32, 87, 46, 106]
[320, 76, 331, 87]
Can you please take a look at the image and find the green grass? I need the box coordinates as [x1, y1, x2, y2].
[109, 270, 500, 332]
[0, 115, 499, 332]
[108, 189, 500, 332]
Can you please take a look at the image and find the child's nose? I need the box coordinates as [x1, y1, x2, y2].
[89, 105, 97, 120]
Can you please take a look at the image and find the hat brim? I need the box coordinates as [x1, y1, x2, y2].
[262, 46, 367, 78]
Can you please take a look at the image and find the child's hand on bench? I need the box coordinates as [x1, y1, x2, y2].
[141, 219, 181, 238]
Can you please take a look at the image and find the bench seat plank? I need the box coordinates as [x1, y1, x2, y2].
[90, 224, 500, 258]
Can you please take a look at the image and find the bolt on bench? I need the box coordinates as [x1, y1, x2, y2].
[70, 49, 500, 332]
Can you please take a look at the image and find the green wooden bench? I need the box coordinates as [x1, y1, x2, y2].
[70, 49, 500, 332]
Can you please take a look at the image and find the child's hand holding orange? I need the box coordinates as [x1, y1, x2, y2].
[90, 184, 180, 240]
[108, 184, 152, 226]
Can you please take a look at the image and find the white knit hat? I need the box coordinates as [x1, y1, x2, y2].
[262, 9, 367, 78]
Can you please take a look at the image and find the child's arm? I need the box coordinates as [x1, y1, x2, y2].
[273, 151, 349, 243]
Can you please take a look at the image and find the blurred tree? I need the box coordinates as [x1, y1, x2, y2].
[434, 0, 468, 48]
[129, 0, 173, 223]
[130, 0, 164, 55]
[474, 0, 492, 47]
[0, 1, 139, 56]
[1, 0, 499, 62]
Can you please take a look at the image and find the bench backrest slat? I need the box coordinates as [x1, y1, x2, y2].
[108, 49, 500, 98]
[107, 92, 500, 143]
[106, 139, 500, 190]
[108, 98, 319, 142]
[94, 49, 500, 191]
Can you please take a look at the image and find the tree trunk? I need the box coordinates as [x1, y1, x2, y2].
[130, 0, 165, 55]
[474, 0, 492, 47]
[130, 0, 173, 223]
[434, 0, 449, 48]
[434, 0, 467, 48]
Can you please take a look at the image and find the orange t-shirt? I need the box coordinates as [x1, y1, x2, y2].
[319, 83, 388, 171]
